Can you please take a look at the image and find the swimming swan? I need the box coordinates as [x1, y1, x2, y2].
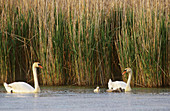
[3, 62, 43, 93]
[94, 86, 100, 93]
[108, 68, 132, 92]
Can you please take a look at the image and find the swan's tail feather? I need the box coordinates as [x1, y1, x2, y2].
[3, 82, 8, 87]
[3, 82, 12, 93]
[108, 79, 112, 89]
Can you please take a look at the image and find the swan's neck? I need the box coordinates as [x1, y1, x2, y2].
[125, 71, 132, 92]
[33, 67, 40, 92]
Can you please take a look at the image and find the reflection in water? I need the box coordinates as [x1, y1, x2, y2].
[0, 86, 170, 111]
[4, 93, 39, 98]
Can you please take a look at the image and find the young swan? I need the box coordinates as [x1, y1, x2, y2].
[94, 86, 100, 93]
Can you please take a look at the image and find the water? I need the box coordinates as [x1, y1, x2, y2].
[0, 86, 170, 111]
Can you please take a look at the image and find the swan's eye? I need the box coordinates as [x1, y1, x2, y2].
[38, 63, 43, 68]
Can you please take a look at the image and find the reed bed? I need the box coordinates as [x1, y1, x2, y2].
[0, 0, 169, 87]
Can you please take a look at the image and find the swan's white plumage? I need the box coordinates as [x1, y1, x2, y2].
[4, 82, 34, 93]
[108, 79, 126, 90]
[3, 62, 42, 93]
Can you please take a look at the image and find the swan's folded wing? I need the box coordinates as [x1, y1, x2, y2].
[9, 82, 34, 93]
[112, 81, 127, 90]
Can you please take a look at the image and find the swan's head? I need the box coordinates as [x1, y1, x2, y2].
[33, 62, 43, 69]
[122, 68, 132, 75]
[96, 86, 99, 90]
[94, 86, 100, 93]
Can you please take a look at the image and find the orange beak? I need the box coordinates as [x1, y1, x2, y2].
[38, 65, 43, 69]
[122, 71, 126, 75]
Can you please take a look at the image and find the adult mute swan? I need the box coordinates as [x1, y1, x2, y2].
[107, 68, 132, 92]
[3, 62, 43, 93]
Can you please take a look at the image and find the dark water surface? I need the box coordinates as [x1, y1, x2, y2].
[0, 86, 170, 111]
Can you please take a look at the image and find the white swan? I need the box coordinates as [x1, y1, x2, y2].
[108, 68, 132, 92]
[3, 62, 43, 93]
[94, 86, 100, 93]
